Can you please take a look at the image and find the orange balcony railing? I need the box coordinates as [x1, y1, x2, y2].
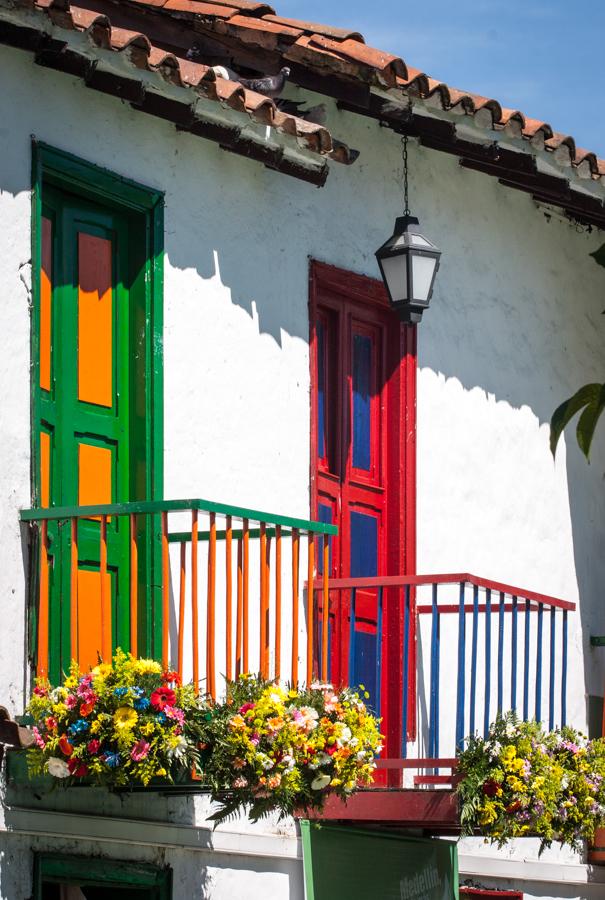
[20, 499, 336, 694]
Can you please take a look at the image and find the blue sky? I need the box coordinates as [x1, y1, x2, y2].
[279, 1, 605, 157]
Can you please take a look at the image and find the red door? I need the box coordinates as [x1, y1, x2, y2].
[310, 262, 416, 757]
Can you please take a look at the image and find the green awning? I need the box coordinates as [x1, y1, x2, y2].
[301, 821, 459, 900]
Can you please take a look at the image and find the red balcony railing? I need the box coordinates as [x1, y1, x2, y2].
[315, 574, 575, 781]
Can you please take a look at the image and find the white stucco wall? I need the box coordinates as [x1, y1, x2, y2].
[1, 42, 604, 899]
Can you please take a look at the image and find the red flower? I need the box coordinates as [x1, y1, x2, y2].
[86, 739, 101, 754]
[150, 687, 176, 710]
[506, 801, 522, 814]
[58, 735, 74, 757]
[482, 780, 499, 798]
[33, 685, 48, 697]
[67, 758, 88, 777]
[45, 716, 58, 732]
[80, 700, 96, 717]
[239, 703, 256, 715]
[325, 743, 338, 756]
[162, 671, 181, 686]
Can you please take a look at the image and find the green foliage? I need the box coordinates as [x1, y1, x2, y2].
[550, 383, 605, 461]
[457, 712, 605, 852]
[197, 675, 383, 825]
[550, 243, 605, 461]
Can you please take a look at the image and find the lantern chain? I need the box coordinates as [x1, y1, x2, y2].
[401, 94, 413, 217]
[401, 133, 410, 216]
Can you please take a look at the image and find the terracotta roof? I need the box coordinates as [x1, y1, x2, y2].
[101, 0, 604, 224]
[1, 0, 604, 221]
[0, 0, 357, 185]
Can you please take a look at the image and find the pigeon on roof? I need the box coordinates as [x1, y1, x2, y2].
[276, 99, 327, 126]
[210, 65, 291, 99]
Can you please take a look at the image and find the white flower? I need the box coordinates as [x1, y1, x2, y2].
[269, 691, 283, 703]
[282, 754, 295, 770]
[339, 726, 352, 744]
[257, 753, 274, 771]
[47, 757, 70, 778]
[315, 752, 332, 767]
[311, 773, 331, 791]
[505, 724, 516, 738]
[167, 735, 188, 761]
[349, 737, 359, 748]
[489, 741, 502, 759]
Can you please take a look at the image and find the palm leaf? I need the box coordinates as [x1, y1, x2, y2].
[576, 383, 605, 460]
[550, 383, 602, 457]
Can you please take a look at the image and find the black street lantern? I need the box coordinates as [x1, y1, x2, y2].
[376, 125, 442, 324]
[375, 214, 441, 324]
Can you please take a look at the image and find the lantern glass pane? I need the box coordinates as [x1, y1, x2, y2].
[382, 254, 408, 303]
[411, 254, 436, 301]
[409, 233, 432, 248]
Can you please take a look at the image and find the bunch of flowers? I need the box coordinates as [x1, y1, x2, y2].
[200, 675, 383, 823]
[457, 712, 605, 851]
[26, 650, 210, 787]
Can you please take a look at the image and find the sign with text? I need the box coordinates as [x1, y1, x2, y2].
[300, 821, 459, 900]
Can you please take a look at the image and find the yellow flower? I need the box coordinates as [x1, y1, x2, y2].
[133, 659, 162, 676]
[140, 722, 155, 736]
[92, 663, 112, 679]
[90, 720, 102, 734]
[114, 706, 138, 730]
[156, 767, 167, 777]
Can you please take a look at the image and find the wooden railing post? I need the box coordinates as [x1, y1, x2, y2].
[306, 532, 315, 686]
[161, 511, 169, 669]
[100, 514, 111, 663]
[191, 510, 199, 693]
[70, 517, 78, 663]
[291, 528, 299, 687]
[275, 525, 282, 681]
[129, 513, 138, 657]
[207, 512, 216, 699]
[37, 520, 50, 678]
[225, 515, 233, 683]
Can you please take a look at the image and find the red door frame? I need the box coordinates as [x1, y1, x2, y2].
[309, 260, 417, 756]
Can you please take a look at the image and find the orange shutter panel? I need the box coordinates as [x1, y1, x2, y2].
[40, 216, 52, 391]
[78, 233, 113, 408]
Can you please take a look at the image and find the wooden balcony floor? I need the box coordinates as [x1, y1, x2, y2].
[298, 788, 460, 831]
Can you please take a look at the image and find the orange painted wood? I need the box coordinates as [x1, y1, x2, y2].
[77, 568, 110, 672]
[70, 518, 78, 662]
[322, 534, 329, 682]
[260, 522, 268, 679]
[178, 543, 186, 680]
[225, 516, 233, 683]
[275, 525, 282, 681]
[40, 432, 51, 508]
[191, 510, 199, 693]
[291, 528, 299, 687]
[77, 232, 113, 408]
[236, 538, 243, 677]
[306, 533, 315, 686]
[207, 512, 216, 699]
[100, 514, 111, 661]
[161, 511, 169, 669]
[78, 443, 111, 519]
[243, 518, 249, 673]
[130, 513, 138, 657]
[40, 216, 52, 392]
[37, 519, 50, 678]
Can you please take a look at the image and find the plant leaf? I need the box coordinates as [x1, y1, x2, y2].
[576, 383, 605, 460]
[550, 383, 601, 457]
[589, 243, 605, 269]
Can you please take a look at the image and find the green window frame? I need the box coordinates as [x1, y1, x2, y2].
[33, 853, 172, 899]
[30, 143, 165, 667]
